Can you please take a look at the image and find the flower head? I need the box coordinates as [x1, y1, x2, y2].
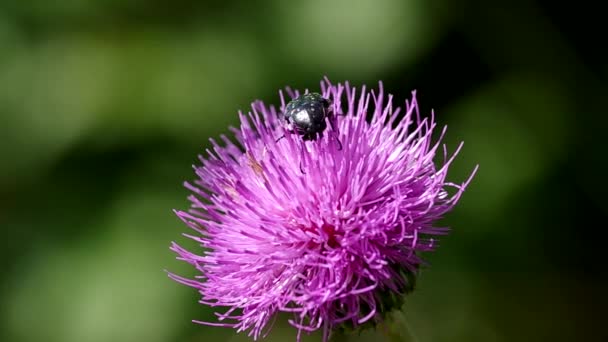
[170, 78, 477, 341]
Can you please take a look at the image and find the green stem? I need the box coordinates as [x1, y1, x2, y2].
[379, 310, 419, 342]
[329, 310, 419, 342]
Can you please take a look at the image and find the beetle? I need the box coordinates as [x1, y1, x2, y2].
[283, 93, 331, 141]
[276, 93, 342, 173]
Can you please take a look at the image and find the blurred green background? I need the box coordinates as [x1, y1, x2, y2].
[1, 0, 606, 341]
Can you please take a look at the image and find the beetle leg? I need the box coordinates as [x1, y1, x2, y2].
[299, 142, 307, 174]
[275, 134, 286, 143]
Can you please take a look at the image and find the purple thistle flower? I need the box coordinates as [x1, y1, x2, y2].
[169, 78, 477, 341]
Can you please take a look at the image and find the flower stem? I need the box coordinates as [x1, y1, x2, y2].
[379, 310, 419, 342]
[329, 310, 419, 342]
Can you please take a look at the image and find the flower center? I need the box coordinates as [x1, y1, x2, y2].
[301, 223, 341, 249]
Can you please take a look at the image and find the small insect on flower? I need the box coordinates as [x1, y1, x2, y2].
[169, 78, 478, 342]
[282, 92, 337, 141]
[278, 92, 342, 173]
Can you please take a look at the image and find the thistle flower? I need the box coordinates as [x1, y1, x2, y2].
[169, 79, 477, 341]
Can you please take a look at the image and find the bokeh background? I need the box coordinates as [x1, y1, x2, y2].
[1, 0, 606, 341]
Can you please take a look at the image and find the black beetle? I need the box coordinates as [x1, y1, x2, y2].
[276, 92, 342, 173]
[279, 93, 341, 146]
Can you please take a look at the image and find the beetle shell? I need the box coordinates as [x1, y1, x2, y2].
[283, 93, 330, 141]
